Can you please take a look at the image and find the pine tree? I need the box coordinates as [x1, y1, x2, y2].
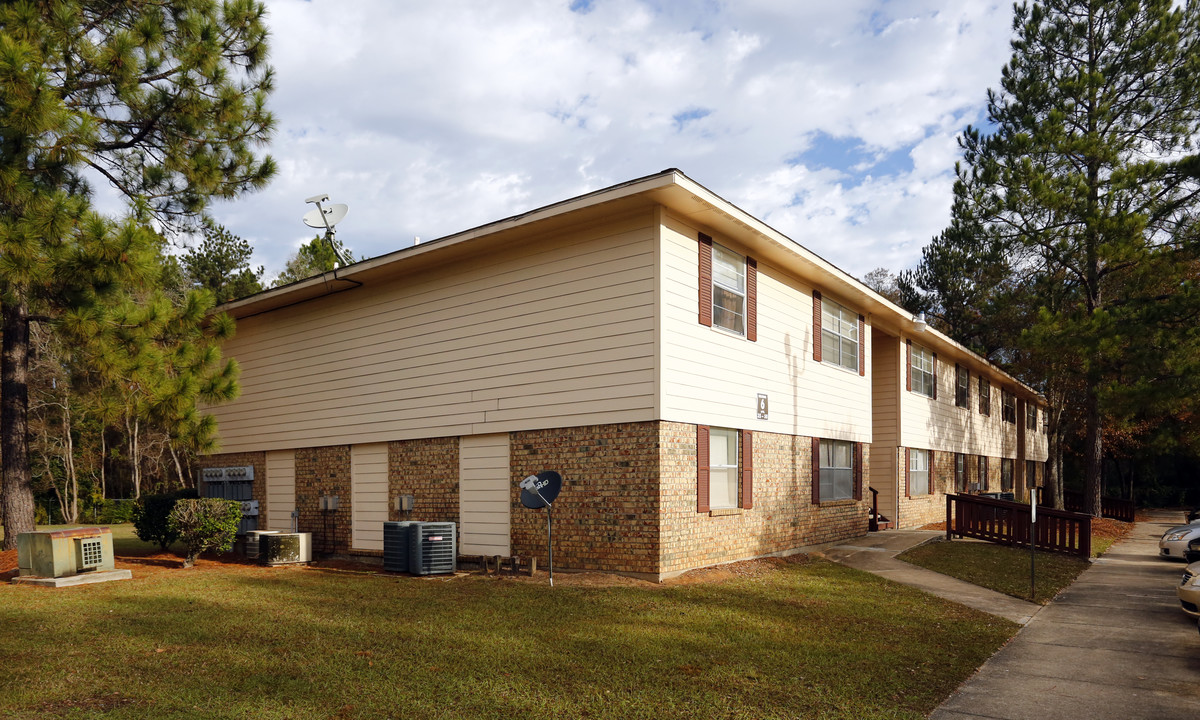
[0, 1, 274, 548]
[272, 236, 356, 287]
[182, 223, 265, 303]
[935, 0, 1200, 515]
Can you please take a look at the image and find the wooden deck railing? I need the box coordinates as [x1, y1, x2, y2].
[1061, 490, 1135, 522]
[946, 494, 1092, 558]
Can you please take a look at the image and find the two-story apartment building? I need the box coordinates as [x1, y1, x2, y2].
[201, 169, 1046, 579]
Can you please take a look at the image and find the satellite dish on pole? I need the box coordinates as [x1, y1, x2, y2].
[519, 470, 563, 586]
[301, 193, 351, 268]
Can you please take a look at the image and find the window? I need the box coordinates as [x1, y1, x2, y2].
[1002, 390, 1016, 424]
[908, 449, 930, 496]
[955, 453, 967, 493]
[697, 426, 752, 512]
[979, 377, 991, 416]
[978, 455, 988, 490]
[1026, 460, 1038, 489]
[910, 344, 935, 398]
[708, 427, 740, 509]
[1026, 403, 1038, 431]
[712, 244, 746, 335]
[821, 299, 859, 372]
[698, 233, 756, 340]
[955, 365, 969, 408]
[1001, 458, 1014, 491]
[819, 440, 855, 501]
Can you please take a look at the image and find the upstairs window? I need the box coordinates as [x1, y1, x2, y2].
[698, 233, 756, 341]
[910, 344, 935, 398]
[1026, 403, 1038, 431]
[979, 377, 991, 416]
[1002, 390, 1016, 424]
[712, 244, 746, 335]
[955, 365, 969, 408]
[821, 299, 859, 372]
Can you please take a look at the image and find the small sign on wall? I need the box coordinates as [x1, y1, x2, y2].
[757, 393, 769, 420]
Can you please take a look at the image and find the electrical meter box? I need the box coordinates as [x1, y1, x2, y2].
[17, 527, 116, 578]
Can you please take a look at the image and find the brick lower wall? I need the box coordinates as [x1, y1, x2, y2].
[509, 422, 661, 575]
[295, 445, 352, 555]
[659, 423, 869, 576]
[388, 438, 458, 523]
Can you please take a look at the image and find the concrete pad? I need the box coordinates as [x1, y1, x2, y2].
[11, 569, 132, 587]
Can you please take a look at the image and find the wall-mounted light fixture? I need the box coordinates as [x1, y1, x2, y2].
[913, 312, 928, 333]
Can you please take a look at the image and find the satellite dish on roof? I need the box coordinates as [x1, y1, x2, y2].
[302, 203, 348, 230]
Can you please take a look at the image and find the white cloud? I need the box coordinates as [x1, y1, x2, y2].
[198, 0, 1015, 281]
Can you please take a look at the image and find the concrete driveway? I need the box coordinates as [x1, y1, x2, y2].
[930, 511, 1200, 719]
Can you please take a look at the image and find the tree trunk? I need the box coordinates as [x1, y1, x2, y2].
[1048, 409, 1064, 510]
[2, 298, 35, 549]
[1084, 383, 1103, 518]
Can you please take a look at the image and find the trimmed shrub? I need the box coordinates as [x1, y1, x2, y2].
[168, 498, 242, 568]
[133, 488, 200, 551]
[95, 499, 137, 525]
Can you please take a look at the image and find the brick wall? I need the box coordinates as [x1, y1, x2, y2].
[388, 438, 459, 523]
[195, 451, 266, 525]
[509, 422, 662, 575]
[295, 445, 352, 555]
[895, 447, 956, 528]
[659, 423, 869, 576]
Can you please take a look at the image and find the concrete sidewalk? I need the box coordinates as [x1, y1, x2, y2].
[930, 510, 1200, 720]
[813, 529, 1042, 625]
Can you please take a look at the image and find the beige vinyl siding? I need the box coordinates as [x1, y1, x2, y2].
[898, 337, 1018, 459]
[459, 434, 511, 556]
[658, 214, 871, 441]
[1026, 406, 1049, 461]
[265, 450, 295, 532]
[869, 331, 900, 521]
[209, 212, 658, 453]
[351, 443, 389, 551]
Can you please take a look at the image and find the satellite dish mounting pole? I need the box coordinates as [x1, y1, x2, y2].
[529, 485, 554, 588]
[303, 193, 350, 271]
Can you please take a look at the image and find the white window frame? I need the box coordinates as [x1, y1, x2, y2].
[1026, 403, 1037, 431]
[955, 365, 969, 408]
[708, 427, 740, 510]
[711, 244, 746, 336]
[1002, 390, 1016, 424]
[955, 453, 967, 493]
[1001, 458, 1014, 491]
[821, 299, 859, 372]
[819, 439, 854, 502]
[910, 345, 935, 398]
[909, 449, 930, 496]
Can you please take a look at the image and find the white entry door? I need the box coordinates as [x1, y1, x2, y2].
[459, 434, 511, 556]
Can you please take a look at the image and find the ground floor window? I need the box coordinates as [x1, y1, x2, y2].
[909, 449, 930, 496]
[819, 440, 854, 501]
[955, 453, 967, 493]
[709, 427, 740, 509]
[1026, 460, 1038, 489]
[1001, 458, 1014, 492]
[978, 456, 988, 490]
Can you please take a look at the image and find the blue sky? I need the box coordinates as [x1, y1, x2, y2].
[201, 0, 1014, 281]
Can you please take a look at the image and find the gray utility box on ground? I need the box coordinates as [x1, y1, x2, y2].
[382, 521, 457, 575]
[383, 521, 418, 573]
[17, 527, 116, 578]
[260, 532, 312, 566]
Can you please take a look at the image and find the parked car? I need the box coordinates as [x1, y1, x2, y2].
[1178, 562, 1200, 618]
[1159, 522, 1200, 560]
[1186, 537, 1200, 565]
[1188, 508, 1200, 523]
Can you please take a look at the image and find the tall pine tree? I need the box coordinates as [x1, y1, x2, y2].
[0, 1, 274, 547]
[925, 0, 1200, 515]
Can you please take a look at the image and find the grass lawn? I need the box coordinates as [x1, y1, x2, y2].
[898, 540, 1091, 604]
[0, 525, 1017, 720]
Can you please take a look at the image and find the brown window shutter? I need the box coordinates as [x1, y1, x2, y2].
[698, 234, 713, 327]
[858, 315, 866, 377]
[929, 449, 935, 494]
[853, 442, 863, 501]
[906, 340, 912, 391]
[746, 257, 758, 342]
[697, 425, 710, 513]
[740, 430, 753, 509]
[812, 291, 822, 362]
[932, 353, 938, 400]
[905, 447, 911, 498]
[811, 437, 821, 505]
